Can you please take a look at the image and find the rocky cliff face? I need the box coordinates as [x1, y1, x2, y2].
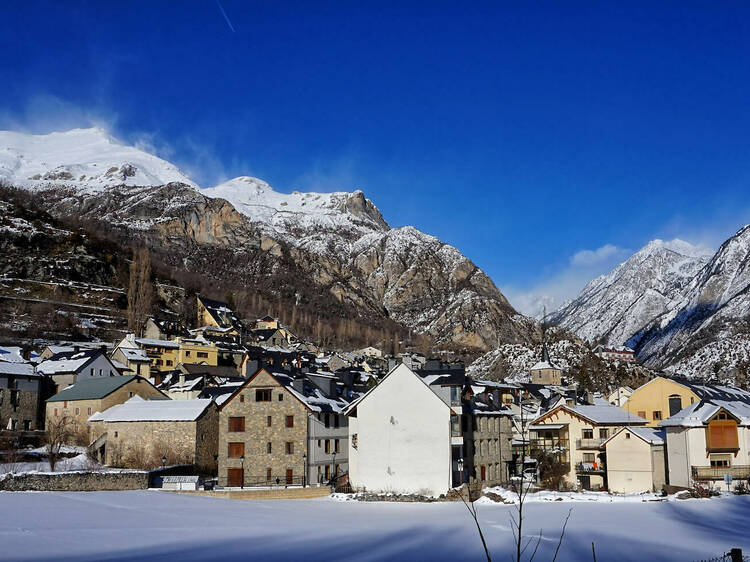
[0, 128, 533, 350]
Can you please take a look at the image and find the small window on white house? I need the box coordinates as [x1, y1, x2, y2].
[625, 433, 631, 439]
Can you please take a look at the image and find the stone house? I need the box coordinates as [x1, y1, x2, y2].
[143, 317, 189, 341]
[529, 343, 562, 386]
[217, 368, 356, 488]
[110, 335, 151, 378]
[37, 348, 120, 392]
[0, 362, 42, 431]
[45, 375, 167, 442]
[465, 387, 515, 486]
[659, 398, 750, 487]
[197, 295, 244, 334]
[601, 426, 666, 493]
[88, 397, 218, 472]
[218, 368, 310, 487]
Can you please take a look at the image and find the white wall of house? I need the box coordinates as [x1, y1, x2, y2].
[666, 425, 750, 487]
[606, 430, 664, 493]
[348, 364, 452, 496]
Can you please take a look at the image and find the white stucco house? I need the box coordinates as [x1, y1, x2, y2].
[345, 364, 457, 496]
[602, 426, 666, 493]
[660, 398, 750, 488]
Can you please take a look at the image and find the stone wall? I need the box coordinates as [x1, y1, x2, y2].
[0, 385, 41, 431]
[219, 369, 308, 486]
[469, 414, 513, 486]
[0, 470, 148, 491]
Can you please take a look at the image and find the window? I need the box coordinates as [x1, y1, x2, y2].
[325, 440, 331, 454]
[267, 442, 272, 454]
[583, 453, 595, 463]
[710, 455, 731, 468]
[285, 442, 294, 454]
[197, 352, 208, 358]
[352, 433, 358, 449]
[228, 417, 245, 432]
[114, 431, 118, 438]
[90, 369, 94, 376]
[166, 360, 173, 366]
[625, 433, 631, 439]
[637, 411, 646, 419]
[185, 351, 191, 357]
[228, 442, 245, 458]
[325, 465, 331, 480]
[54, 408, 58, 416]
[267, 415, 272, 427]
[64, 401, 68, 408]
[334, 415, 340, 429]
[278, 393, 284, 401]
[256, 389, 272, 402]
[652, 411, 662, 421]
[324, 413, 330, 428]
[267, 467, 272, 480]
[286, 415, 294, 428]
[582, 429, 594, 439]
[240, 394, 244, 403]
[317, 439, 321, 447]
[75, 407, 80, 415]
[334, 439, 340, 453]
[129, 392, 134, 398]
[87, 407, 92, 415]
[23, 420, 31, 430]
[450, 386, 462, 405]
[599, 428, 609, 439]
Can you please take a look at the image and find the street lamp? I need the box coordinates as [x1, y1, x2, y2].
[302, 453, 307, 488]
[161, 455, 167, 470]
[457, 458, 464, 485]
[240, 455, 245, 490]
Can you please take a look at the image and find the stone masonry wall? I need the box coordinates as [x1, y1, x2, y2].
[0, 471, 148, 491]
[219, 370, 308, 486]
[0, 388, 40, 431]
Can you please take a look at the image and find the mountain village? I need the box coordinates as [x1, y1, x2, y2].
[2, 291, 749, 502]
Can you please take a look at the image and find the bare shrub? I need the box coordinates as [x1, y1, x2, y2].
[46, 415, 74, 471]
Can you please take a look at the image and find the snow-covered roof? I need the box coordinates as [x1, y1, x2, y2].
[530, 361, 559, 371]
[0, 362, 37, 377]
[119, 348, 150, 362]
[569, 404, 647, 425]
[135, 338, 179, 349]
[659, 399, 750, 427]
[602, 426, 665, 447]
[37, 355, 91, 375]
[90, 397, 212, 422]
[0, 346, 38, 363]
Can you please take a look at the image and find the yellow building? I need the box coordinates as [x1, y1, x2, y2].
[133, 337, 219, 373]
[623, 377, 700, 427]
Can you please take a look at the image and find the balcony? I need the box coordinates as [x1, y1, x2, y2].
[528, 438, 569, 453]
[576, 462, 605, 474]
[692, 465, 750, 481]
[576, 438, 607, 450]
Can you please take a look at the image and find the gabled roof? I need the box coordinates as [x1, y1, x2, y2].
[198, 295, 243, 331]
[37, 349, 106, 375]
[344, 363, 456, 417]
[47, 375, 165, 402]
[89, 396, 212, 422]
[218, 367, 313, 413]
[532, 403, 647, 426]
[601, 426, 665, 448]
[659, 399, 750, 428]
[135, 337, 179, 349]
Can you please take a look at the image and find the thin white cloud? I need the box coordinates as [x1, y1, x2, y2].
[503, 243, 632, 317]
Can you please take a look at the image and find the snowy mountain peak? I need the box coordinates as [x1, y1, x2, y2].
[640, 238, 712, 259]
[0, 128, 197, 191]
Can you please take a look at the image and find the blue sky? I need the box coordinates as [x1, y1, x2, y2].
[2, 2, 750, 314]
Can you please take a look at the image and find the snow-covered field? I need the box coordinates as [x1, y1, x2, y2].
[0, 490, 748, 561]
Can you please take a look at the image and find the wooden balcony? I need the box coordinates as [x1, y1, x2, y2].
[692, 465, 750, 480]
[576, 462, 605, 474]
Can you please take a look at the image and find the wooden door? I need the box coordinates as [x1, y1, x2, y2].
[286, 469, 293, 485]
[228, 468, 244, 487]
[480, 465, 486, 481]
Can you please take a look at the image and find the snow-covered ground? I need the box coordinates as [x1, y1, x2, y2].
[0, 490, 747, 561]
[0, 453, 96, 475]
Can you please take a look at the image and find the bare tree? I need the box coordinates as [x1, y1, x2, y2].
[46, 415, 74, 471]
[128, 247, 154, 336]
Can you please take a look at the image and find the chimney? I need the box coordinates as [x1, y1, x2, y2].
[292, 378, 305, 394]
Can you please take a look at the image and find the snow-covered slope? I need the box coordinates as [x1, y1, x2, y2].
[0, 128, 196, 191]
[550, 239, 711, 347]
[0, 128, 532, 350]
[637, 225, 750, 381]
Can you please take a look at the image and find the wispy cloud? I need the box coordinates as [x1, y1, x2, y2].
[503, 243, 633, 317]
[0, 94, 118, 134]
